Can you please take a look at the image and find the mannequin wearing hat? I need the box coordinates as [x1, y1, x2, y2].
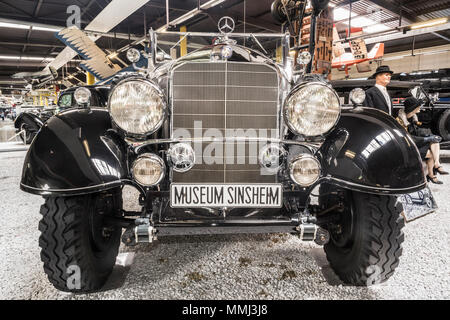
[396, 97, 448, 184]
[363, 65, 394, 115]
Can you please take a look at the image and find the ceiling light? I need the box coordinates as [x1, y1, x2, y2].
[0, 55, 55, 61]
[32, 26, 62, 32]
[333, 8, 357, 21]
[363, 24, 391, 33]
[410, 17, 448, 30]
[157, 0, 227, 32]
[0, 22, 61, 32]
[201, 0, 227, 10]
[342, 16, 375, 27]
[0, 22, 30, 30]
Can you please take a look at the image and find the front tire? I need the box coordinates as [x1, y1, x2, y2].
[437, 109, 450, 141]
[321, 187, 405, 286]
[38, 189, 122, 292]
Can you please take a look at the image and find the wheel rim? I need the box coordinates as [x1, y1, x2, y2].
[445, 116, 450, 135]
[329, 191, 355, 250]
[88, 195, 117, 256]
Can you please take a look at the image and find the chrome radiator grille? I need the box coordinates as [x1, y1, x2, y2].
[171, 62, 279, 183]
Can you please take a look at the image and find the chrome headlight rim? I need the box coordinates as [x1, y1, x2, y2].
[108, 76, 167, 139]
[289, 154, 321, 187]
[283, 81, 341, 139]
[131, 153, 166, 187]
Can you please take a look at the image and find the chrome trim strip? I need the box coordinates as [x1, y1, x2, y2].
[157, 31, 286, 38]
[224, 61, 228, 182]
[132, 137, 321, 153]
[20, 179, 144, 194]
[321, 177, 427, 194]
[172, 99, 279, 102]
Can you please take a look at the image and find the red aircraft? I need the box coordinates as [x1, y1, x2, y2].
[332, 26, 385, 76]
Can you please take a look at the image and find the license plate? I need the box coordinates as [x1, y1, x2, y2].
[398, 186, 437, 222]
[170, 184, 282, 208]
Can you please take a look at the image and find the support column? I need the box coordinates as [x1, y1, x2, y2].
[180, 25, 187, 57]
[86, 72, 95, 85]
[276, 46, 282, 63]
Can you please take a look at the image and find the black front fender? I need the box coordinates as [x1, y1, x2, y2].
[20, 108, 130, 196]
[317, 107, 426, 194]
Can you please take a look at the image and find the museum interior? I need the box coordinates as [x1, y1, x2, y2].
[0, 0, 449, 300]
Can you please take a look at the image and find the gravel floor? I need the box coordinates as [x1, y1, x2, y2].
[0, 149, 449, 300]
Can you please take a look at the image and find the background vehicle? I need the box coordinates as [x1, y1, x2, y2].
[332, 79, 450, 147]
[20, 0, 425, 292]
[13, 86, 109, 144]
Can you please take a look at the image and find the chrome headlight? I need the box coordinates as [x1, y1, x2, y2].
[349, 88, 366, 105]
[132, 153, 165, 186]
[284, 82, 340, 137]
[108, 78, 166, 135]
[289, 154, 321, 187]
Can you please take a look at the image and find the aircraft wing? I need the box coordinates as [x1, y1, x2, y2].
[46, 0, 150, 71]
[56, 26, 121, 80]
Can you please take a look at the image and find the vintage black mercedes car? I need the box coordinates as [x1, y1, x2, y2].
[14, 85, 109, 144]
[20, 0, 426, 292]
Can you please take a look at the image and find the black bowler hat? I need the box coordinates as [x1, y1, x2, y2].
[372, 65, 394, 78]
[404, 97, 421, 114]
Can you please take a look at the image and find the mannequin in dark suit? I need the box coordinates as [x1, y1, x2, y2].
[364, 86, 391, 114]
[363, 65, 394, 115]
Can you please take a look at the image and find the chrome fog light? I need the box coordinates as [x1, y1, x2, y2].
[126, 48, 141, 63]
[74, 87, 91, 105]
[297, 51, 311, 65]
[349, 88, 366, 105]
[259, 144, 286, 170]
[289, 154, 321, 187]
[132, 154, 165, 186]
[168, 143, 195, 172]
